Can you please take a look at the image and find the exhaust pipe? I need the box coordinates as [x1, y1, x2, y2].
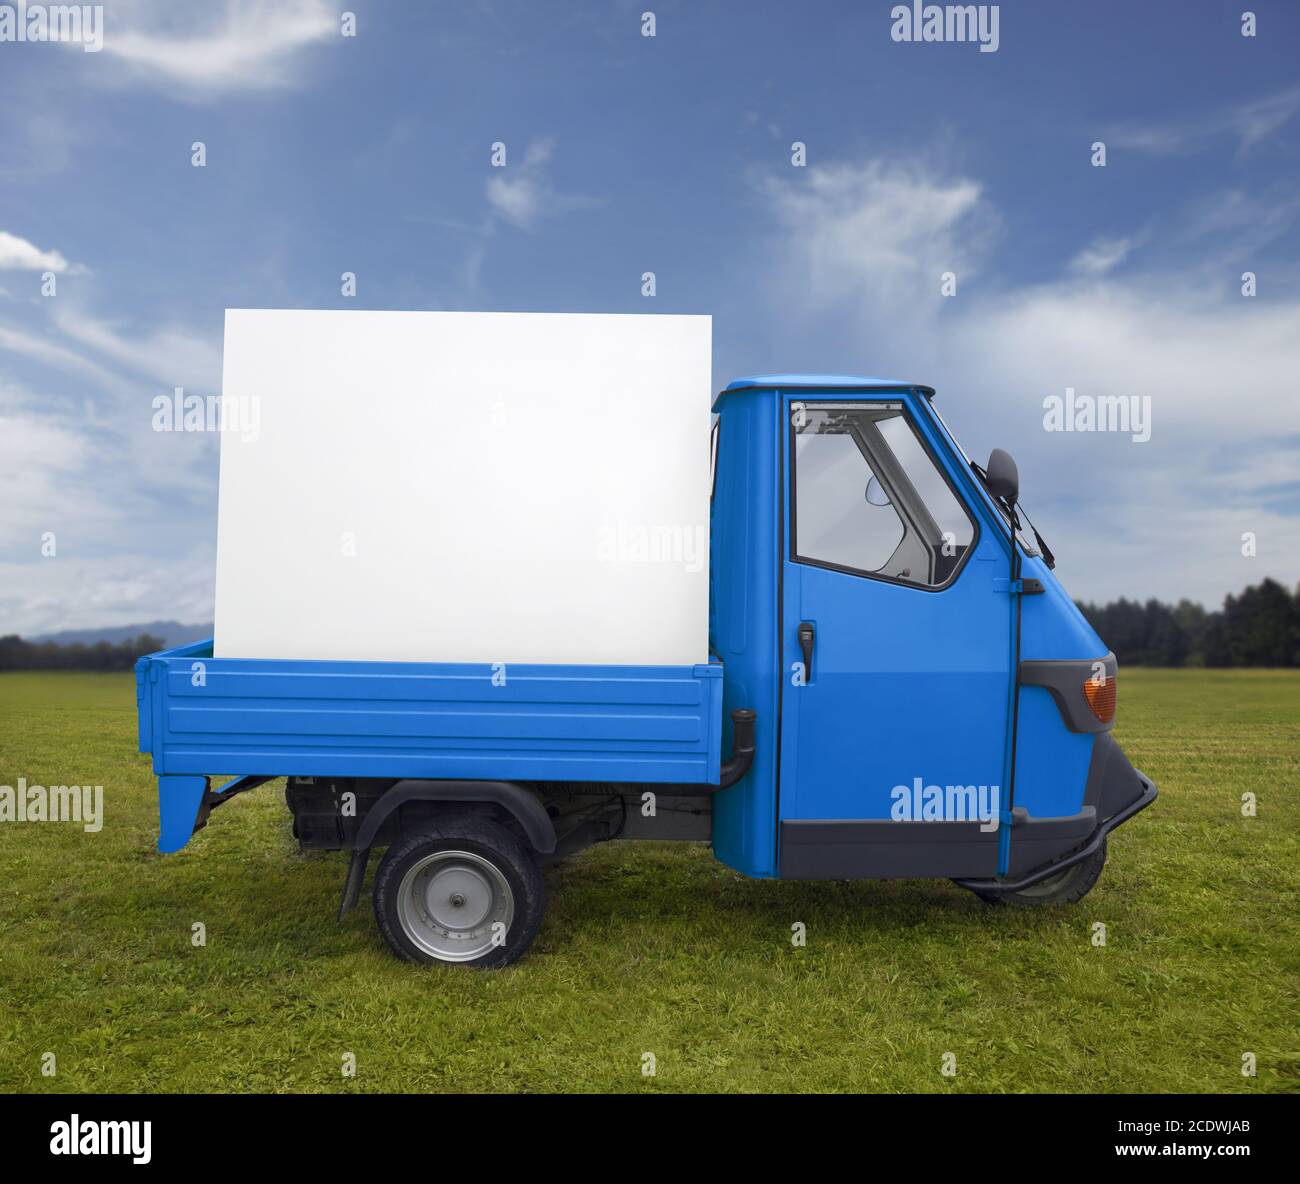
[715, 709, 757, 790]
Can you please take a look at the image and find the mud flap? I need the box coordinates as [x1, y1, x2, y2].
[157, 775, 208, 853]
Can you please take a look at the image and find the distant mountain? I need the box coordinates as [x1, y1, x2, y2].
[31, 621, 213, 649]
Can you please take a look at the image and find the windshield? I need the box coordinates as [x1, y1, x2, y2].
[927, 398, 1053, 565]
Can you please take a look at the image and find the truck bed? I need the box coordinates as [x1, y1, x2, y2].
[137, 641, 725, 851]
[136, 641, 724, 794]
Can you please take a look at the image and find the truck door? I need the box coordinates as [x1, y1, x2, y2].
[777, 395, 1013, 879]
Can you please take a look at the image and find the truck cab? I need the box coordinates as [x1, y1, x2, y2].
[708, 376, 1154, 891]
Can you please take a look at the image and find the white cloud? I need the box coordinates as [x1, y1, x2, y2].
[1068, 235, 1138, 277]
[0, 391, 101, 550]
[1232, 86, 1300, 150]
[762, 159, 996, 317]
[948, 280, 1297, 437]
[0, 294, 221, 408]
[485, 139, 600, 230]
[0, 230, 79, 273]
[1109, 84, 1300, 156]
[1173, 186, 1300, 264]
[755, 156, 1300, 608]
[96, 0, 338, 96]
[49, 305, 222, 391]
[0, 550, 217, 638]
[0, 322, 137, 400]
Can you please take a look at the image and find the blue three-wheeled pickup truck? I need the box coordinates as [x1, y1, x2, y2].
[136, 376, 1156, 967]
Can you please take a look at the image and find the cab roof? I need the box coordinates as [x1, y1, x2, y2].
[721, 374, 935, 396]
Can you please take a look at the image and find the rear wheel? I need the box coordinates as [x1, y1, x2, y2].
[970, 840, 1107, 907]
[373, 815, 544, 968]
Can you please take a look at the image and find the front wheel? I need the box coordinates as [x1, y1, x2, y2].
[969, 839, 1107, 907]
[373, 815, 545, 968]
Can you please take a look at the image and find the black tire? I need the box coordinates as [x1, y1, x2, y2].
[971, 839, 1107, 908]
[373, 814, 545, 968]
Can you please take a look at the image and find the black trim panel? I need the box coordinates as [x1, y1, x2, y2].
[1020, 652, 1117, 733]
[781, 803, 1110, 882]
[780, 819, 998, 879]
[1084, 730, 1149, 820]
[1007, 805, 1096, 876]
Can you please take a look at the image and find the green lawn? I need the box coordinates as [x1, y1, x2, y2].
[0, 669, 1296, 1093]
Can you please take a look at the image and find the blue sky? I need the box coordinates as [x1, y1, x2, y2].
[1, 0, 1298, 634]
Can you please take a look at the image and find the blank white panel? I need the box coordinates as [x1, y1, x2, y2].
[214, 309, 712, 665]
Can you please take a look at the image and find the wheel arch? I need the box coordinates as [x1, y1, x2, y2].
[338, 779, 555, 920]
[354, 779, 557, 855]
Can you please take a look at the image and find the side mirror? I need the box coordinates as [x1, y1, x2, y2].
[985, 448, 1019, 504]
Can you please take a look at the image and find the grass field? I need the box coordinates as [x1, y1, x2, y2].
[0, 669, 1296, 1093]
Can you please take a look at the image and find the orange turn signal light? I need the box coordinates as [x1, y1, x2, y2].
[1083, 673, 1117, 724]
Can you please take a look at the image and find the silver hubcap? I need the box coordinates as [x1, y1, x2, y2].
[396, 849, 514, 963]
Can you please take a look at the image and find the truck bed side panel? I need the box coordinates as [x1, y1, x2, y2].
[137, 644, 723, 786]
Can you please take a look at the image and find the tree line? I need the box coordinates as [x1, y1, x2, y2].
[1076, 578, 1299, 667]
[0, 634, 165, 673]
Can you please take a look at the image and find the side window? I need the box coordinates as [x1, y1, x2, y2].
[792, 429, 905, 573]
[791, 403, 975, 588]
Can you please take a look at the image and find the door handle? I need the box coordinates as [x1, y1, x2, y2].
[797, 621, 815, 681]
